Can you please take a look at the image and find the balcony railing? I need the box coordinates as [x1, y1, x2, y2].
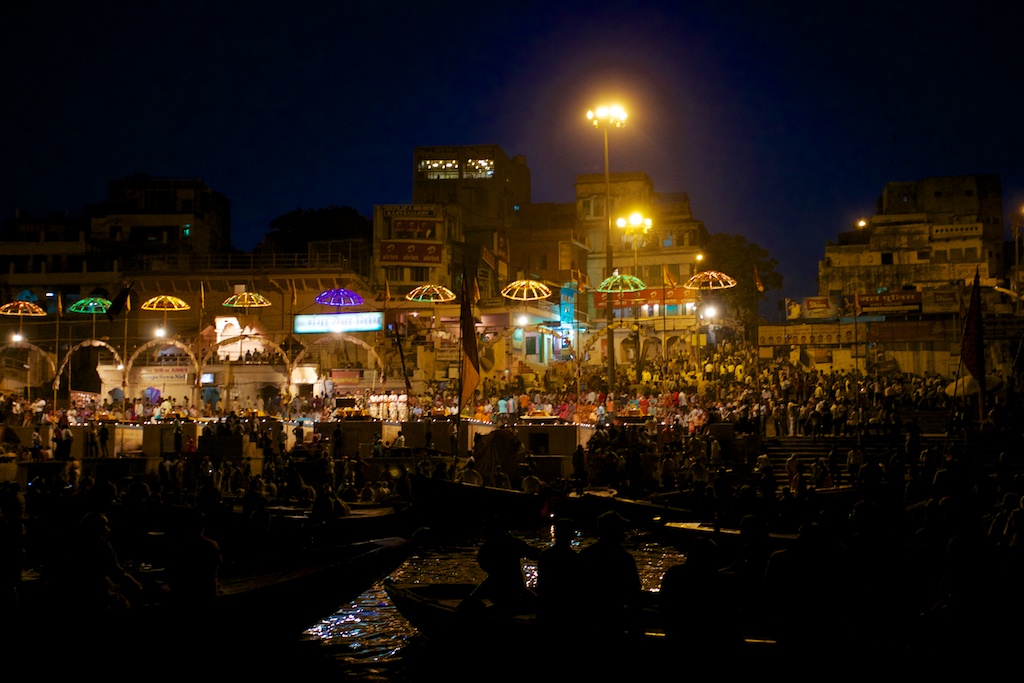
[135, 252, 368, 275]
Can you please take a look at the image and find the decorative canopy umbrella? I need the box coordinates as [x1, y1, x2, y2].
[315, 288, 364, 308]
[682, 270, 737, 291]
[682, 270, 735, 367]
[141, 295, 191, 312]
[222, 290, 270, 361]
[405, 284, 456, 303]
[596, 271, 646, 294]
[142, 295, 192, 334]
[0, 300, 47, 340]
[68, 297, 112, 315]
[68, 297, 113, 338]
[222, 290, 272, 309]
[500, 279, 552, 302]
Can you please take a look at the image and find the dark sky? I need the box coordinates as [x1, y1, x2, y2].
[3, 1, 1022, 303]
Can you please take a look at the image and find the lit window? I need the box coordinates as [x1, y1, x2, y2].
[464, 158, 494, 179]
[418, 159, 459, 179]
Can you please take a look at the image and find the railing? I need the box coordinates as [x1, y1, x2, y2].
[134, 252, 368, 275]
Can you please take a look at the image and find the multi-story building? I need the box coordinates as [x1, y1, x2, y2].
[819, 175, 1004, 296]
[576, 171, 708, 378]
[0, 175, 373, 408]
[764, 175, 1019, 380]
[0, 149, 727, 406]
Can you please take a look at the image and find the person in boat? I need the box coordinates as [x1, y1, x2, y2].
[457, 457, 483, 485]
[536, 517, 582, 628]
[520, 469, 542, 494]
[571, 444, 588, 495]
[167, 511, 222, 604]
[490, 465, 511, 489]
[658, 535, 740, 651]
[577, 510, 642, 632]
[464, 516, 540, 615]
[61, 511, 144, 609]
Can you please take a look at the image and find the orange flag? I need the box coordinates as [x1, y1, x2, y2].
[662, 264, 678, 288]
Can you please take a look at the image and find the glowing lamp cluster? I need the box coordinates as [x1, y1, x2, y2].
[587, 105, 627, 128]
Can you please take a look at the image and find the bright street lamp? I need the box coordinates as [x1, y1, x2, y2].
[587, 104, 627, 393]
[616, 212, 653, 279]
[617, 212, 653, 383]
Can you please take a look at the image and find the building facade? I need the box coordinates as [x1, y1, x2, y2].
[769, 174, 1021, 381]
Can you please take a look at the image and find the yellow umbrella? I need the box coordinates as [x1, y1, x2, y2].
[682, 270, 737, 291]
[405, 284, 455, 303]
[500, 279, 552, 302]
[142, 295, 192, 332]
[222, 291, 272, 308]
[0, 300, 47, 339]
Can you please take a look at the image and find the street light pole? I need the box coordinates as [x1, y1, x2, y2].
[617, 212, 653, 386]
[588, 105, 627, 396]
[602, 126, 615, 394]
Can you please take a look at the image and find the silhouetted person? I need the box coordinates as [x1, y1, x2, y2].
[577, 511, 642, 633]
[659, 535, 739, 652]
[464, 516, 540, 615]
[61, 511, 143, 610]
[167, 511, 222, 604]
[536, 517, 581, 629]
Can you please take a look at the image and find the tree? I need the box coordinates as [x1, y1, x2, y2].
[257, 206, 372, 254]
[701, 233, 783, 340]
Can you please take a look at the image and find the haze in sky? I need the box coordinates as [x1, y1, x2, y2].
[3, 1, 1021, 307]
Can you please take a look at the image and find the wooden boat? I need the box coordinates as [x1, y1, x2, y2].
[549, 486, 699, 528]
[405, 472, 551, 529]
[383, 579, 779, 668]
[11, 533, 422, 672]
[658, 520, 798, 552]
[261, 498, 418, 547]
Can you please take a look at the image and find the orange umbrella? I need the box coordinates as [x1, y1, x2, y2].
[405, 284, 455, 303]
[0, 300, 46, 339]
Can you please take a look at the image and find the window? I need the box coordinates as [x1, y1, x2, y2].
[916, 249, 930, 260]
[581, 196, 605, 220]
[933, 250, 948, 263]
[410, 267, 429, 282]
[464, 158, 494, 179]
[418, 159, 459, 179]
[964, 247, 978, 261]
[950, 248, 963, 262]
[881, 253, 893, 265]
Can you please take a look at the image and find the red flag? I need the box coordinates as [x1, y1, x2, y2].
[754, 265, 764, 293]
[961, 268, 985, 392]
[662, 264, 678, 289]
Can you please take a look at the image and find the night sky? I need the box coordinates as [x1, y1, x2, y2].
[3, 1, 1022, 304]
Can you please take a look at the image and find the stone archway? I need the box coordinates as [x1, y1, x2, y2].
[0, 340, 57, 392]
[52, 338, 124, 391]
[292, 332, 385, 375]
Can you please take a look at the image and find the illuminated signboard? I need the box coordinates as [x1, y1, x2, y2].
[380, 240, 444, 264]
[294, 312, 383, 334]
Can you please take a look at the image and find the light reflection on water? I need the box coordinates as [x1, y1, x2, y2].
[303, 530, 681, 677]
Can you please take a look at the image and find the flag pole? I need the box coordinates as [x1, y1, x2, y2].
[662, 277, 668, 379]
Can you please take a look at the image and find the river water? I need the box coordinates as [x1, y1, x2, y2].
[298, 526, 682, 679]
